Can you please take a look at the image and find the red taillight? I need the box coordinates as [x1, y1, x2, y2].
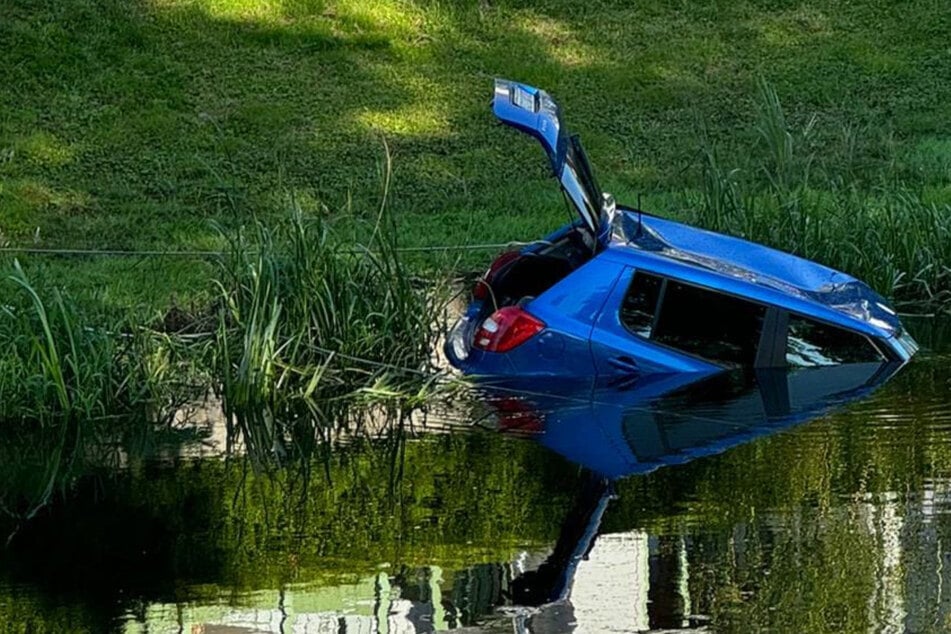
[473, 306, 545, 353]
[473, 251, 520, 300]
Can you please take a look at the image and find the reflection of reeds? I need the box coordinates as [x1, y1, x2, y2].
[691, 80, 951, 310]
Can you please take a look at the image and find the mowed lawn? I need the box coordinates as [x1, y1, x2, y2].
[1, 0, 949, 310]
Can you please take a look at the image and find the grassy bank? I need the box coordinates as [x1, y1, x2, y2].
[1, 0, 948, 311]
[681, 80, 951, 307]
[0, 211, 446, 520]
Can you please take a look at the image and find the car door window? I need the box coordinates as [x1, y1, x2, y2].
[786, 315, 883, 366]
[619, 272, 663, 337]
[653, 281, 766, 366]
[620, 272, 766, 367]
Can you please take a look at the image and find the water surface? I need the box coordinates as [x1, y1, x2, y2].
[1, 320, 949, 633]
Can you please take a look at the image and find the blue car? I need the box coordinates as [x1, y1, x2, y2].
[445, 79, 919, 378]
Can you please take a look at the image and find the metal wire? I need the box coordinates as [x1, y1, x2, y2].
[0, 242, 531, 258]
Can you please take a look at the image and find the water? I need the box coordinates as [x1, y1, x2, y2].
[0, 321, 949, 633]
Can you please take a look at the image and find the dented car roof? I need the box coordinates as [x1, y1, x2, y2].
[605, 209, 904, 337]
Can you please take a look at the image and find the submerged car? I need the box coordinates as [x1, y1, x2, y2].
[446, 79, 919, 378]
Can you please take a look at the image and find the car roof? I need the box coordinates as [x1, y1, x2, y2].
[601, 209, 901, 338]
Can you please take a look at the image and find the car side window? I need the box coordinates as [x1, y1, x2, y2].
[786, 315, 883, 366]
[619, 272, 663, 336]
[652, 281, 766, 366]
[620, 272, 766, 366]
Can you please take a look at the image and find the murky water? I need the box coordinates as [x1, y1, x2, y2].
[1, 319, 949, 633]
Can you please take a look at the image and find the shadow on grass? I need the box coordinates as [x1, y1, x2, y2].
[1, 0, 948, 310]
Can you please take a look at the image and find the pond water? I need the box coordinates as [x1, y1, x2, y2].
[1, 319, 949, 633]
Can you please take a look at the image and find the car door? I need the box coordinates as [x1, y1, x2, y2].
[590, 266, 789, 378]
[589, 267, 723, 378]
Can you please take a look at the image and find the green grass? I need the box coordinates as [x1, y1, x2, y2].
[683, 79, 951, 307]
[0, 262, 193, 425]
[1, 0, 948, 311]
[0, 261, 201, 521]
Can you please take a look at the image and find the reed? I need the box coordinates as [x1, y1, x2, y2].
[3, 262, 119, 423]
[1, 261, 203, 424]
[686, 80, 951, 311]
[211, 203, 446, 462]
[0, 188, 448, 491]
[0, 272, 212, 522]
[0, 261, 203, 523]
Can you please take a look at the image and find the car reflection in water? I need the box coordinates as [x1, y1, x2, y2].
[470, 360, 903, 632]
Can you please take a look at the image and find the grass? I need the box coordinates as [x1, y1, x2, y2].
[0, 0, 948, 511]
[684, 79, 951, 307]
[0, 0, 948, 311]
[0, 262, 191, 425]
[0, 262, 198, 523]
[0, 0, 947, 506]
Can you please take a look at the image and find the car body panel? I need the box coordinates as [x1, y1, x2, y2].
[491, 80, 562, 172]
[493, 79, 605, 241]
[590, 264, 724, 377]
[448, 255, 623, 377]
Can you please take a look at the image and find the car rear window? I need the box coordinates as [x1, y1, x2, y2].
[620, 273, 766, 366]
[786, 315, 883, 366]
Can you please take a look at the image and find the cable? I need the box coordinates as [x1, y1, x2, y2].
[0, 242, 533, 259]
[0, 247, 222, 258]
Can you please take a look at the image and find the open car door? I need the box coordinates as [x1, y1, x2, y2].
[492, 79, 610, 247]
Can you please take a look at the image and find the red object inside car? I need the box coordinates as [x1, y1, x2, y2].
[473, 251, 521, 300]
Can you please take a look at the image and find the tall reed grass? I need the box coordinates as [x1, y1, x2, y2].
[687, 79, 951, 310]
[210, 205, 446, 462]
[0, 261, 191, 425]
[0, 199, 448, 516]
[0, 261, 200, 524]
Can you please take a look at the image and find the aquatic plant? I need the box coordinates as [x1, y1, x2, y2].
[211, 203, 447, 462]
[0, 261, 203, 524]
[0, 262, 205, 425]
[0, 186, 450, 514]
[689, 80, 951, 311]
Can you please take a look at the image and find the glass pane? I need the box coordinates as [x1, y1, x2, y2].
[786, 315, 883, 366]
[620, 272, 663, 337]
[652, 281, 765, 366]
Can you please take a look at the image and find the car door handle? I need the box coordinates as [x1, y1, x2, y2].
[608, 356, 640, 374]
